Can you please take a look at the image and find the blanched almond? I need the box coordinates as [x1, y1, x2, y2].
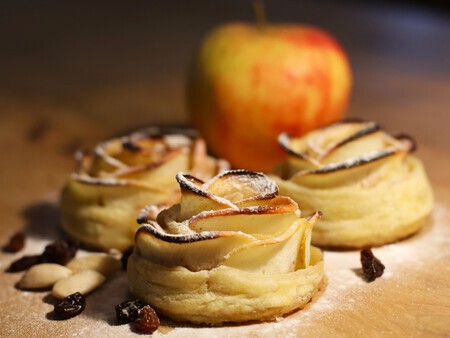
[66, 255, 121, 277]
[52, 269, 105, 299]
[19, 263, 72, 289]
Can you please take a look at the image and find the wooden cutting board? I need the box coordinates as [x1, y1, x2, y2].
[0, 104, 449, 337]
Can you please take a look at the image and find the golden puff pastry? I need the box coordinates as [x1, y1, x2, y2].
[127, 170, 323, 324]
[272, 119, 434, 249]
[60, 128, 228, 252]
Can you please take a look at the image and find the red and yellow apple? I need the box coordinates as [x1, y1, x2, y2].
[187, 23, 352, 172]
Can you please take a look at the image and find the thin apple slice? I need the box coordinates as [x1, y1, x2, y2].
[221, 220, 304, 274]
[135, 223, 255, 272]
[187, 203, 299, 236]
[176, 173, 237, 220]
[290, 148, 408, 188]
[221, 215, 317, 274]
[204, 170, 278, 203]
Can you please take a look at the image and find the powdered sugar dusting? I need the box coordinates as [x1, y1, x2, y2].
[0, 203, 448, 337]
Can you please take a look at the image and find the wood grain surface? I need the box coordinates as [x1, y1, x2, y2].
[0, 1, 449, 337]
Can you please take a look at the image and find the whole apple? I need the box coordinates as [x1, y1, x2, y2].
[187, 23, 352, 172]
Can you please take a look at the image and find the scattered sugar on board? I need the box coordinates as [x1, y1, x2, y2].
[1, 203, 448, 337]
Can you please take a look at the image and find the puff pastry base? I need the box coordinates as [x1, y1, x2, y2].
[127, 247, 323, 325]
[273, 156, 433, 248]
[60, 179, 174, 251]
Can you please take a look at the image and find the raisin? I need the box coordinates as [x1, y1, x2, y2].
[3, 232, 26, 253]
[360, 248, 385, 282]
[41, 239, 78, 265]
[133, 305, 160, 334]
[121, 247, 134, 271]
[7, 255, 42, 272]
[115, 299, 145, 324]
[54, 292, 86, 319]
[65, 237, 80, 257]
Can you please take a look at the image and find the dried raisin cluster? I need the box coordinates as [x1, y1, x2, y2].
[42, 239, 79, 265]
[54, 292, 86, 319]
[360, 248, 385, 282]
[116, 299, 160, 334]
[115, 299, 145, 324]
[134, 305, 160, 334]
[3, 232, 25, 253]
[6, 238, 78, 272]
[7, 255, 42, 272]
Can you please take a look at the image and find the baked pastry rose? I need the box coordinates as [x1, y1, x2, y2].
[60, 128, 228, 251]
[272, 119, 434, 248]
[127, 170, 323, 324]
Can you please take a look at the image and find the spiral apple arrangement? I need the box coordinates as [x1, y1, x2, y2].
[272, 119, 434, 248]
[127, 170, 323, 324]
[60, 128, 228, 251]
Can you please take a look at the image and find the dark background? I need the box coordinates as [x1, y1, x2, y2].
[1, 0, 449, 147]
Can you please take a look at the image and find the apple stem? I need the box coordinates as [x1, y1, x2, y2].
[253, 0, 267, 31]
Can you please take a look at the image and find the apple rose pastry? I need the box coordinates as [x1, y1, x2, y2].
[272, 119, 434, 248]
[127, 170, 323, 324]
[60, 128, 228, 251]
